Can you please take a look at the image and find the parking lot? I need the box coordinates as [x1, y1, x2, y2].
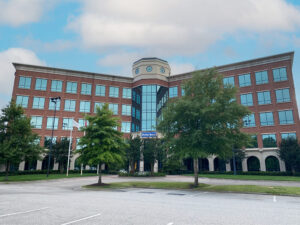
[0, 176, 300, 225]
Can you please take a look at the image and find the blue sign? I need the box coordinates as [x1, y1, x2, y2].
[141, 132, 157, 138]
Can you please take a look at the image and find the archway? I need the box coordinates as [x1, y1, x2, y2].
[214, 158, 226, 172]
[41, 155, 54, 171]
[265, 156, 280, 172]
[198, 158, 209, 171]
[230, 159, 243, 171]
[183, 158, 193, 172]
[24, 160, 37, 171]
[247, 156, 260, 171]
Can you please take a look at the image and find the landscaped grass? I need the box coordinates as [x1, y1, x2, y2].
[84, 181, 300, 196]
[0, 173, 97, 182]
[184, 174, 300, 182]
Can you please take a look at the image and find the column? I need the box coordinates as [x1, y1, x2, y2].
[53, 162, 59, 170]
[19, 161, 25, 171]
[279, 159, 286, 172]
[225, 162, 231, 172]
[101, 164, 105, 170]
[208, 157, 214, 171]
[242, 159, 248, 172]
[36, 160, 42, 170]
[139, 161, 144, 172]
[260, 156, 266, 172]
[154, 160, 158, 173]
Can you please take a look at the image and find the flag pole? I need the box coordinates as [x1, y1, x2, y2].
[66, 120, 73, 177]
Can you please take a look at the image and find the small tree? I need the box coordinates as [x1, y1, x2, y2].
[143, 138, 164, 176]
[157, 69, 250, 186]
[52, 138, 72, 174]
[76, 103, 126, 184]
[279, 137, 300, 174]
[0, 101, 43, 180]
[125, 135, 142, 174]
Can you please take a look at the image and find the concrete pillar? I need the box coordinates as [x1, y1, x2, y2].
[19, 161, 25, 171]
[53, 162, 59, 170]
[154, 160, 158, 173]
[36, 160, 42, 170]
[208, 157, 214, 171]
[0, 164, 5, 172]
[242, 159, 248, 172]
[279, 159, 286, 172]
[139, 161, 144, 172]
[260, 156, 266, 172]
[226, 162, 231, 172]
[70, 155, 77, 170]
[101, 164, 105, 170]
[86, 165, 90, 170]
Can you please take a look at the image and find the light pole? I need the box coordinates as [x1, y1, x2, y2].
[47, 96, 61, 177]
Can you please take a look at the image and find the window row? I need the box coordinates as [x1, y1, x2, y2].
[243, 110, 294, 127]
[31, 116, 131, 133]
[18, 76, 131, 98]
[249, 132, 297, 148]
[239, 88, 291, 106]
[223, 67, 288, 87]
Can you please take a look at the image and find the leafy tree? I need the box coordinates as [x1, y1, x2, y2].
[125, 135, 142, 174]
[52, 138, 73, 174]
[143, 138, 164, 176]
[157, 69, 250, 186]
[0, 101, 43, 180]
[279, 137, 300, 174]
[76, 103, 126, 184]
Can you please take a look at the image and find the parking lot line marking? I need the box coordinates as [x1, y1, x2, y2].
[167, 222, 174, 225]
[61, 213, 102, 225]
[0, 207, 49, 218]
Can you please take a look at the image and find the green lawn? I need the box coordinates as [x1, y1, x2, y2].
[85, 181, 300, 196]
[184, 174, 300, 182]
[0, 173, 97, 182]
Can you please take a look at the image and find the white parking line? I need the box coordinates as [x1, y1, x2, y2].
[167, 222, 174, 225]
[61, 213, 102, 225]
[0, 207, 49, 218]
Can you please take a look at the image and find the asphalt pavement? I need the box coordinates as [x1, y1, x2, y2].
[0, 175, 300, 225]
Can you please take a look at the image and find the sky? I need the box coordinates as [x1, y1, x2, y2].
[1, 0, 300, 110]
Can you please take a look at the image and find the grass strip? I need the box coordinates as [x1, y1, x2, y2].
[184, 174, 300, 182]
[84, 181, 300, 196]
[0, 173, 97, 182]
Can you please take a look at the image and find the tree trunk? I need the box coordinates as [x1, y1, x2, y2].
[98, 169, 102, 184]
[150, 163, 154, 176]
[193, 158, 199, 187]
[5, 161, 10, 181]
[130, 161, 135, 174]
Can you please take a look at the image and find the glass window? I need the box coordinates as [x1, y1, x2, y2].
[95, 85, 105, 96]
[278, 110, 294, 124]
[16, 95, 29, 108]
[18, 76, 31, 89]
[46, 117, 59, 130]
[32, 97, 45, 109]
[76, 138, 82, 149]
[255, 71, 268, 85]
[35, 78, 47, 91]
[121, 122, 131, 133]
[122, 104, 131, 116]
[81, 83, 92, 95]
[79, 119, 89, 128]
[64, 100, 76, 112]
[136, 109, 140, 120]
[79, 101, 90, 113]
[240, 93, 253, 106]
[94, 102, 104, 113]
[260, 112, 274, 126]
[238, 73, 251, 87]
[243, 114, 255, 127]
[51, 80, 63, 92]
[223, 76, 235, 87]
[122, 88, 132, 99]
[275, 88, 290, 103]
[273, 67, 287, 82]
[281, 133, 296, 140]
[247, 135, 258, 148]
[44, 136, 57, 147]
[257, 91, 271, 105]
[169, 86, 178, 98]
[132, 106, 135, 118]
[62, 118, 73, 130]
[262, 134, 277, 147]
[109, 103, 118, 115]
[31, 116, 43, 129]
[66, 82, 77, 94]
[49, 99, 61, 110]
[109, 86, 119, 98]
[181, 87, 185, 96]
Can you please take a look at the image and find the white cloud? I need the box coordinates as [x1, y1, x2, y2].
[0, 48, 45, 109]
[21, 37, 75, 52]
[68, 0, 300, 55]
[0, 0, 50, 26]
[169, 63, 195, 75]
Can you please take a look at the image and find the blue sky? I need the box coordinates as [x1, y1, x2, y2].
[1, 0, 300, 110]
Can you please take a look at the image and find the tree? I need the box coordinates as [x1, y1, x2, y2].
[76, 103, 126, 184]
[157, 69, 250, 186]
[125, 135, 142, 174]
[51, 138, 72, 174]
[279, 137, 300, 174]
[143, 138, 164, 176]
[0, 101, 43, 180]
